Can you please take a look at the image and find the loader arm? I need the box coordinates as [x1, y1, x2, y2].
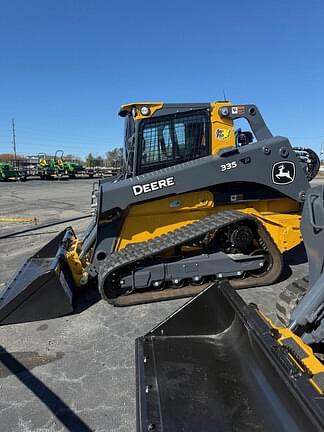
[281, 185, 324, 344]
[219, 103, 273, 141]
[99, 137, 307, 214]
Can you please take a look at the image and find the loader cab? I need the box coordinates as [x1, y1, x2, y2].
[119, 102, 238, 176]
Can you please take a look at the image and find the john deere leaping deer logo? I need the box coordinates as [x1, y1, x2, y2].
[272, 161, 295, 185]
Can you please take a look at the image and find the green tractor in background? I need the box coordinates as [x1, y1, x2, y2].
[62, 158, 86, 178]
[0, 161, 26, 181]
[36, 150, 87, 179]
[36, 150, 65, 180]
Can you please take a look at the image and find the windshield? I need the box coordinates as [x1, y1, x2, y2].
[138, 111, 209, 174]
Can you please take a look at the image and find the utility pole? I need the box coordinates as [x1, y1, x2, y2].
[321, 141, 324, 162]
[12, 119, 17, 161]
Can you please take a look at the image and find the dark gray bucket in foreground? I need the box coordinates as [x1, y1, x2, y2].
[0, 228, 75, 325]
[136, 281, 324, 432]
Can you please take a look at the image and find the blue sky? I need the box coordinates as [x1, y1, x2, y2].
[0, 0, 324, 159]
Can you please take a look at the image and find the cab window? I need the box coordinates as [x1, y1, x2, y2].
[138, 111, 209, 174]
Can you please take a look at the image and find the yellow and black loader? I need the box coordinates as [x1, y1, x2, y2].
[0, 101, 318, 323]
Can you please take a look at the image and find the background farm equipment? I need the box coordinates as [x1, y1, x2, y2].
[62, 160, 86, 178]
[0, 161, 26, 181]
[36, 151, 65, 180]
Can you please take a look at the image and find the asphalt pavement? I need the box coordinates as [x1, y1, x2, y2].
[0, 177, 318, 431]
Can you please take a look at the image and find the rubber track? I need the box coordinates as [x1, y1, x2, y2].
[276, 276, 309, 326]
[98, 210, 270, 305]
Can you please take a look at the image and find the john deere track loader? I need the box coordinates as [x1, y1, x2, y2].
[0, 102, 318, 324]
[136, 185, 324, 432]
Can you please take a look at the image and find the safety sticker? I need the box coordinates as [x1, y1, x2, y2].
[216, 128, 231, 140]
[232, 106, 245, 115]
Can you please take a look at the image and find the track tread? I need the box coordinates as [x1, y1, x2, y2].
[276, 276, 309, 326]
[98, 210, 283, 305]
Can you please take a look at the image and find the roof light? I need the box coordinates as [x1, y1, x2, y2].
[140, 106, 150, 116]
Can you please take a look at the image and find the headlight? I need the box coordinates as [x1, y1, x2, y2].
[140, 106, 150, 116]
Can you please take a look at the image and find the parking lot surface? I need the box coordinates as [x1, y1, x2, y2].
[0, 178, 316, 431]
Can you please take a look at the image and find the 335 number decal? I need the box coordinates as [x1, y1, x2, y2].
[220, 161, 237, 172]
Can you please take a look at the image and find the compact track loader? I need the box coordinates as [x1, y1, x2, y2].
[136, 185, 324, 432]
[0, 102, 319, 324]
